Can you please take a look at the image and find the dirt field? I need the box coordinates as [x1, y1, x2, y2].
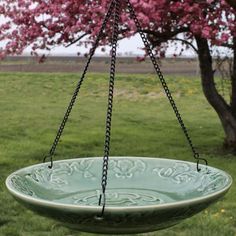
[0, 56, 200, 75]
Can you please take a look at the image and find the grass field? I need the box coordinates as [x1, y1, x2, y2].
[0, 72, 235, 236]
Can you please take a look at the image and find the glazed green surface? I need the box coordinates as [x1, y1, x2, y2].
[6, 157, 231, 234]
[7, 158, 231, 207]
[0, 72, 235, 235]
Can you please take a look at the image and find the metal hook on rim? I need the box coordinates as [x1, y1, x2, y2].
[194, 153, 208, 172]
[43, 154, 53, 169]
[95, 186, 106, 220]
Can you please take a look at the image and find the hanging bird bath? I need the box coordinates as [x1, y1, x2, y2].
[5, 0, 232, 234]
[6, 157, 232, 234]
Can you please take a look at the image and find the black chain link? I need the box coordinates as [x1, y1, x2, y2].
[43, 0, 115, 168]
[126, 0, 208, 172]
[43, 0, 208, 220]
[98, 0, 121, 218]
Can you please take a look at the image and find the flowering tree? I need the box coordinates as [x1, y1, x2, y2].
[0, 0, 236, 151]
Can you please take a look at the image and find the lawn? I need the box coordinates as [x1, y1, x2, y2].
[0, 72, 235, 236]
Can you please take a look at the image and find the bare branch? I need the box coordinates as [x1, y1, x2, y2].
[142, 27, 188, 42]
[65, 33, 88, 48]
[172, 37, 198, 53]
[221, 43, 234, 49]
[140, 28, 189, 48]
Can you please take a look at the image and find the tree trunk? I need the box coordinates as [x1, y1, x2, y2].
[231, 37, 236, 119]
[195, 36, 236, 151]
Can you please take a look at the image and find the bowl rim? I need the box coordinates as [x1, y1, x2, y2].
[5, 156, 233, 212]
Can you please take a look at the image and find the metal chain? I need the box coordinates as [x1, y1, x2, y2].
[43, 0, 116, 168]
[126, 0, 208, 172]
[42, 0, 208, 221]
[98, 0, 121, 218]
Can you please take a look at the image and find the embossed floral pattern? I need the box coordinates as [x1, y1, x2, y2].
[26, 159, 96, 188]
[153, 162, 197, 184]
[27, 165, 68, 187]
[152, 162, 229, 195]
[11, 175, 34, 196]
[73, 189, 162, 206]
[70, 159, 95, 179]
[197, 170, 229, 195]
[109, 159, 146, 178]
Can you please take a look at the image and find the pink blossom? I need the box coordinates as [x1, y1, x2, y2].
[0, 0, 234, 58]
[220, 33, 230, 42]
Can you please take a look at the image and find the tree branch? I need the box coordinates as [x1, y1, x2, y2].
[65, 32, 88, 48]
[141, 27, 189, 47]
[221, 43, 234, 49]
[172, 37, 198, 53]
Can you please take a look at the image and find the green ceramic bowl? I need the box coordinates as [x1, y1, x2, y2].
[6, 157, 232, 234]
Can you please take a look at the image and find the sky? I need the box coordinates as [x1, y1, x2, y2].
[0, 16, 196, 57]
[0, 33, 197, 57]
[25, 35, 154, 57]
[26, 35, 196, 57]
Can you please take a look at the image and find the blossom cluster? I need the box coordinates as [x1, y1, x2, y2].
[0, 0, 234, 58]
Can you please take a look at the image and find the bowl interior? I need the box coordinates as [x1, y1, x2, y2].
[7, 157, 232, 207]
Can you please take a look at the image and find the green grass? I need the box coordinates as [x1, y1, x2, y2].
[0, 72, 235, 236]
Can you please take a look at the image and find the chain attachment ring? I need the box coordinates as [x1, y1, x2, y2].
[43, 154, 53, 169]
[194, 153, 208, 172]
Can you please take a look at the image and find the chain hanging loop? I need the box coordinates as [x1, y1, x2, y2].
[43, 0, 116, 168]
[125, 0, 208, 172]
[97, 0, 121, 218]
